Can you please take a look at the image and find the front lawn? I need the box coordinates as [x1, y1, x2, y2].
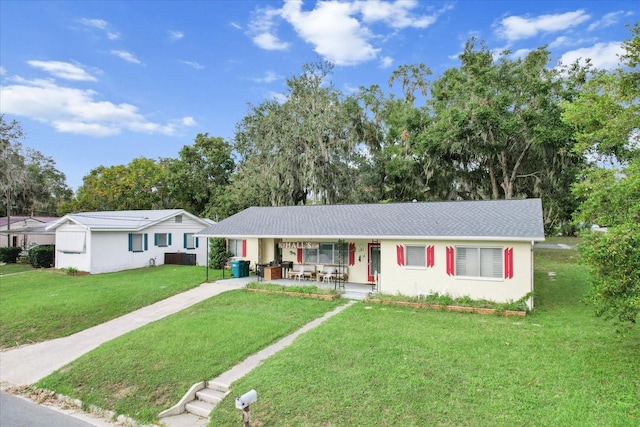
[28, 248, 640, 426]
[0, 265, 219, 349]
[208, 249, 639, 426]
[37, 291, 346, 422]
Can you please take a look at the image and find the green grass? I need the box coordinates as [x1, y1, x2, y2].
[0, 263, 36, 275]
[543, 235, 582, 245]
[37, 291, 346, 422]
[208, 249, 640, 426]
[21, 248, 640, 425]
[0, 265, 220, 349]
[246, 282, 339, 296]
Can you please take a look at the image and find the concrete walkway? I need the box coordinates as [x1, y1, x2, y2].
[160, 300, 356, 427]
[0, 282, 242, 387]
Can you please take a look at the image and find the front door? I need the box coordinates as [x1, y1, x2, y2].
[368, 243, 381, 282]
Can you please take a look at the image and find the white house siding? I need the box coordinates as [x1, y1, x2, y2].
[245, 237, 533, 309]
[55, 214, 208, 274]
[380, 240, 533, 308]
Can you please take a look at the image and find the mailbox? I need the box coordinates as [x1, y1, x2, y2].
[235, 389, 257, 410]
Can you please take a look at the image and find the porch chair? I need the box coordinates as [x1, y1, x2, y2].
[288, 264, 305, 281]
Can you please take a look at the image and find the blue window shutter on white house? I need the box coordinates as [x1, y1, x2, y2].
[128, 233, 133, 251]
[154, 233, 158, 246]
[183, 233, 187, 249]
[144, 233, 148, 251]
[168, 233, 172, 245]
[195, 237, 199, 248]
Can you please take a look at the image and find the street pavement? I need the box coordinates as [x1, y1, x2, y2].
[0, 391, 111, 427]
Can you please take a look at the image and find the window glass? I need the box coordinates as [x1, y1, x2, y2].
[319, 243, 334, 264]
[405, 245, 426, 267]
[228, 239, 241, 256]
[303, 248, 318, 264]
[131, 234, 143, 252]
[156, 233, 168, 247]
[456, 247, 502, 278]
[303, 242, 348, 264]
[185, 233, 196, 249]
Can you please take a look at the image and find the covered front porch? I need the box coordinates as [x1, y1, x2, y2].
[214, 275, 378, 301]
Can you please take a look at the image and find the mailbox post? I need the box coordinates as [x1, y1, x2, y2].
[235, 389, 257, 426]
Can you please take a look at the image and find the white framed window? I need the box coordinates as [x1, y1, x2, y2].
[405, 245, 426, 267]
[228, 239, 243, 257]
[304, 243, 347, 264]
[155, 233, 171, 247]
[455, 247, 502, 278]
[128, 233, 148, 252]
[184, 233, 198, 250]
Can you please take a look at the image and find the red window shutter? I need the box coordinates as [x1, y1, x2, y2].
[446, 246, 454, 276]
[297, 248, 303, 263]
[504, 248, 513, 279]
[349, 242, 355, 266]
[427, 245, 435, 267]
[396, 245, 405, 266]
[242, 239, 247, 257]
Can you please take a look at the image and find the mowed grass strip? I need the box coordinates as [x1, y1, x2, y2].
[0, 265, 220, 349]
[209, 250, 640, 426]
[37, 291, 345, 422]
[0, 263, 35, 275]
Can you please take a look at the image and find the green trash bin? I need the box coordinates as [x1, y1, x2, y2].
[241, 260, 250, 277]
[230, 260, 241, 278]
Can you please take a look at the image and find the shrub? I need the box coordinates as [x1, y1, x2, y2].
[209, 238, 233, 269]
[0, 247, 22, 263]
[29, 245, 55, 268]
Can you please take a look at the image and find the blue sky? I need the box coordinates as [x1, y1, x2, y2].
[1, 0, 635, 191]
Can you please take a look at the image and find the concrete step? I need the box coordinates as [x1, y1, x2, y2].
[207, 380, 230, 392]
[196, 387, 227, 404]
[185, 399, 214, 418]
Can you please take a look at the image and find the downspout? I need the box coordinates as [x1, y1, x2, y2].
[530, 241, 534, 310]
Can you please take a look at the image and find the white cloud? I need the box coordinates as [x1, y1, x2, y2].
[110, 50, 142, 64]
[379, 56, 393, 68]
[281, 0, 379, 66]
[230, 22, 242, 30]
[559, 41, 624, 70]
[253, 32, 290, 50]
[181, 60, 204, 69]
[0, 77, 187, 137]
[266, 90, 287, 104]
[181, 117, 196, 126]
[252, 70, 280, 83]
[27, 60, 97, 82]
[78, 18, 108, 30]
[496, 10, 591, 42]
[169, 30, 184, 41]
[248, 0, 443, 66]
[357, 0, 443, 29]
[78, 17, 120, 40]
[588, 11, 633, 31]
[0, 66, 6, 75]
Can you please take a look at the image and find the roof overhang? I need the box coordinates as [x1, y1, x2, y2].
[195, 233, 545, 243]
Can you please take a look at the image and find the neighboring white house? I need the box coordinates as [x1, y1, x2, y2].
[46, 209, 211, 274]
[1, 216, 57, 249]
[196, 199, 545, 309]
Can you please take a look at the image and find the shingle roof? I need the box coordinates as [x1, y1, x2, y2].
[197, 199, 545, 241]
[46, 209, 209, 231]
